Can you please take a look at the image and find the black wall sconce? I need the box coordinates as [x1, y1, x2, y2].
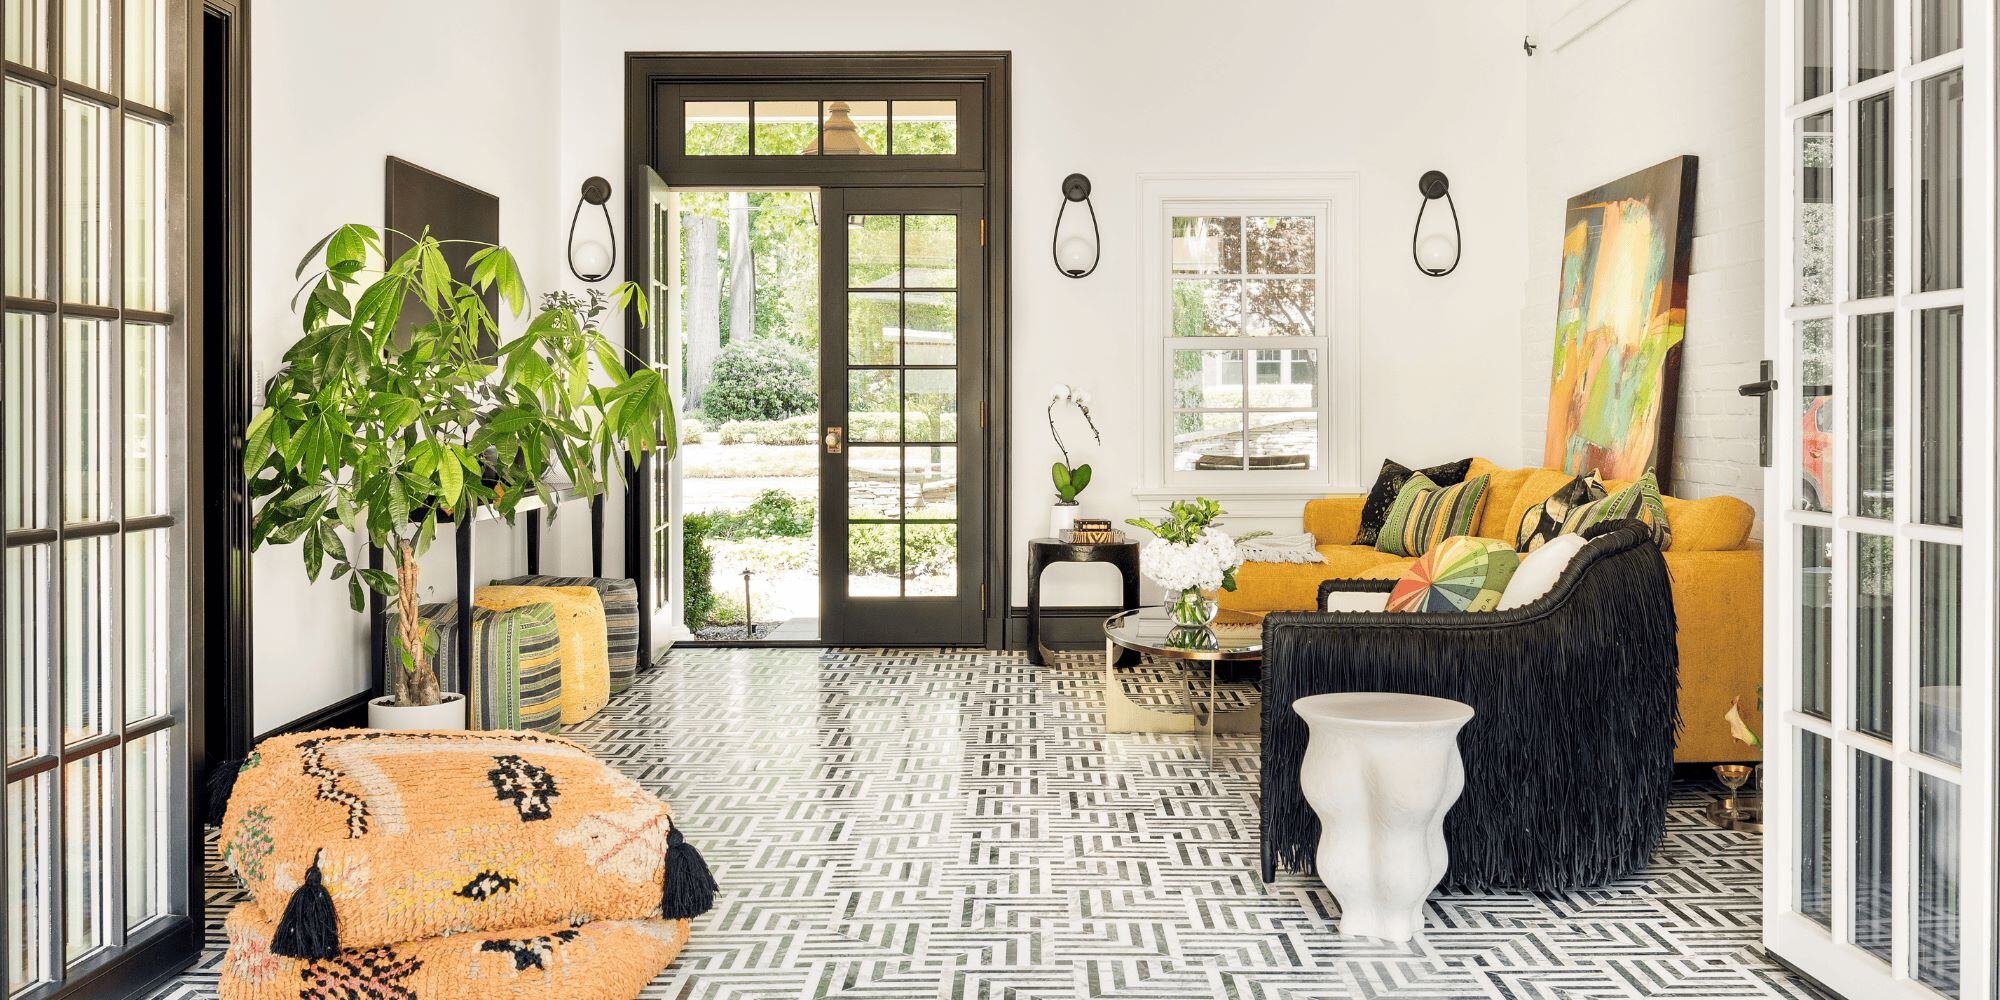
[1411, 170, 1462, 277]
[1051, 173, 1100, 278]
[567, 175, 616, 282]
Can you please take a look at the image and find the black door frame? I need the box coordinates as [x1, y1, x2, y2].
[622, 51, 1011, 652]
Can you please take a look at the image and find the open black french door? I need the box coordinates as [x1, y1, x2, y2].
[818, 187, 984, 644]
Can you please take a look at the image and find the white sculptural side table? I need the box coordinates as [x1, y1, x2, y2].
[1292, 692, 1474, 942]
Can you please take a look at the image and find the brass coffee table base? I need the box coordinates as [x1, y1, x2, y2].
[1705, 795, 1763, 834]
[1102, 608, 1262, 763]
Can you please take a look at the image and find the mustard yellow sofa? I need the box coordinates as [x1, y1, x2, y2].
[1222, 458, 1763, 762]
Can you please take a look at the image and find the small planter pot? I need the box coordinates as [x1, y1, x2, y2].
[1050, 501, 1081, 537]
[367, 692, 467, 732]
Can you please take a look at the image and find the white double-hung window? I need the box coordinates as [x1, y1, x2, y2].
[1138, 174, 1359, 507]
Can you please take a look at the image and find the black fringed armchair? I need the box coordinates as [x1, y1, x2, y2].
[1259, 522, 1681, 891]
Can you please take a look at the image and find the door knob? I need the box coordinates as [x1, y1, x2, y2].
[824, 426, 844, 454]
[1739, 360, 1775, 469]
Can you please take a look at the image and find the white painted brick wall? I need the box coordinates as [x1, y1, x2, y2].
[1521, 0, 1767, 524]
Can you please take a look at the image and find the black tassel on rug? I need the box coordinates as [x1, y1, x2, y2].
[269, 850, 341, 959]
[1261, 522, 1680, 892]
[662, 821, 717, 920]
[205, 758, 244, 828]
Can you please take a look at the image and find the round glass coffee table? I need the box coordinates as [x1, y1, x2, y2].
[1103, 607, 1262, 761]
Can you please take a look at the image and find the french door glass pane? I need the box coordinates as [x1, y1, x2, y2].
[847, 523, 898, 596]
[1798, 319, 1832, 511]
[849, 370, 898, 443]
[1918, 71, 1963, 291]
[6, 771, 52, 990]
[1917, 542, 1961, 764]
[847, 293, 898, 365]
[1854, 93, 1894, 299]
[59, 0, 109, 91]
[1917, 0, 1963, 59]
[5, 0, 46, 69]
[903, 291, 956, 365]
[904, 215, 956, 288]
[1798, 731, 1832, 927]
[1800, 0, 1834, 98]
[1920, 307, 1963, 527]
[848, 446, 898, 520]
[905, 523, 955, 595]
[124, 322, 166, 515]
[62, 537, 111, 744]
[1916, 774, 1962, 997]
[1796, 112, 1833, 305]
[1799, 526, 1832, 718]
[902, 369, 955, 443]
[124, 530, 167, 722]
[846, 214, 898, 286]
[60, 96, 111, 306]
[124, 117, 168, 311]
[123, 0, 163, 106]
[1853, 533, 1893, 738]
[5, 78, 47, 299]
[62, 754, 107, 964]
[63, 317, 110, 522]
[1852, 0, 1894, 82]
[1852, 315, 1893, 520]
[888, 100, 955, 155]
[1853, 751, 1893, 961]
[6, 313, 48, 529]
[5, 546, 48, 763]
[124, 733, 167, 929]
[902, 447, 956, 520]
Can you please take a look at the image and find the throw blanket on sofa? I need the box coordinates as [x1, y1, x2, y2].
[1239, 533, 1325, 564]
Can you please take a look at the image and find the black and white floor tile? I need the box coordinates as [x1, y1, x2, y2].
[152, 647, 1824, 999]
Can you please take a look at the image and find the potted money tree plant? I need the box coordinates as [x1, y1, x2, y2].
[245, 224, 675, 729]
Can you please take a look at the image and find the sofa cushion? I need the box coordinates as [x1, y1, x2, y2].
[1563, 471, 1671, 548]
[1387, 536, 1521, 613]
[1465, 459, 1536, 540]
[1352, 457, 1472, 545]
[1220, 545, 1406, 612]
[1660, 493, 1755, 551]
[1496, 533, 1591, 610]
[1303, 495, 1367, 547]
[1377, 472, 1491, 557]
[1515, 473, 1608, 552]
[1502, 468, 1580, 541]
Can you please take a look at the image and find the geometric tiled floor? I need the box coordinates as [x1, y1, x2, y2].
[151, 646, 1825, 999]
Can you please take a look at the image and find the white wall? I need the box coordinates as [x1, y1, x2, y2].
[1519, 0, 1766, 518]
[551, 0, 1533, 607]
[248, 0, 564, 732]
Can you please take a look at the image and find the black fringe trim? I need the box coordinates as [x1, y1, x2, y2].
[205, 757, 244, 828]
[1262, 524, 1680, 891]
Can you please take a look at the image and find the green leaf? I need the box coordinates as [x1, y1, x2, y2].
[242, 407, 277, 476]
[295, 229, 337, 279]
[326, 223, 375, 271]
[1070, 464, 1092, 495]
[348, 575, 365, 612]
[437, 452, 464, 507]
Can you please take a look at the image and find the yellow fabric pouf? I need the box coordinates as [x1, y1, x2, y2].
[220, 904, 689, 999]
[476, 585, 611, 724]
[216, 729, 716, 957]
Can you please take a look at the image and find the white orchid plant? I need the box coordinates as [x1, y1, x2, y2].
[1048, 383, 1100, 504]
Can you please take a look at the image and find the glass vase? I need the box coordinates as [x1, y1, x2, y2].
[1168, 587, 1219, 627]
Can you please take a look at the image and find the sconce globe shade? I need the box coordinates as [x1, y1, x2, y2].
[1057, 235, 1096, 276]
[1416, 232, 1457, 273]
[573, 240, 614, 279]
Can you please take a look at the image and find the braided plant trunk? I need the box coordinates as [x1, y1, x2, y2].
[393, 540, 440, 707]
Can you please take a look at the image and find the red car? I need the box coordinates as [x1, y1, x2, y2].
[1801, 394, 1831, 510]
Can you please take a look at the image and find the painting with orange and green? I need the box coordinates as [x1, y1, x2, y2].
[1542, 155, 1698, 490]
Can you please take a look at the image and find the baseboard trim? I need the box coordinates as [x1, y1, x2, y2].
[1004, 605, 1125, 651]
[254, 690, 371, 743]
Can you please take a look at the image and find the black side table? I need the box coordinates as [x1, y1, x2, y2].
[1026, 537, 1141, 665]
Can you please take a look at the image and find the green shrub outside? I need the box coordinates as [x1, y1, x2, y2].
[717, 411, 901, 446]
[681, 512, 717, 632]
[705, 489, 813, 540]
[679, 417, 709, 445]
[702, 339, 816, 423]
[849, 523, 955, 576]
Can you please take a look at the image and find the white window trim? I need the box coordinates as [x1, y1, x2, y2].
[1134, 173, 1362, 512]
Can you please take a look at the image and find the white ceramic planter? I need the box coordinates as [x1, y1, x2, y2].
[366, 692, 468, 732]
[1294, 692, 1473, 942]
[1050, 502, 1080, 537]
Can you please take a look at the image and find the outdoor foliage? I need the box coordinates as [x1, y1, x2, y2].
[850, 523, 955, 577]
[702, 339, 816, 423]
[244, 224, 672, 705]
[706, 489, 814, 540]
[682, 512, 717, 632]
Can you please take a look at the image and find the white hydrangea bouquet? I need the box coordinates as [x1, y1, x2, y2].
[1126, 497, 1246, 627]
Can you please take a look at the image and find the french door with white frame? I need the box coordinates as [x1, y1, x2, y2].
[1763, 0, 1994, 997]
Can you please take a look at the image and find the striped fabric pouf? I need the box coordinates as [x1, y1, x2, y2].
[382, 602, 563, 732]
[495, 575, 640, 693]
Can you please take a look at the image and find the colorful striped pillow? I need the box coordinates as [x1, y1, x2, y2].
[384, 602, 563, 733]
[497, 576, 641, 693]
[1376, 473, 1491, 558]
[1387, 536, 1521, 613]
[1561, 470, 1672, 549]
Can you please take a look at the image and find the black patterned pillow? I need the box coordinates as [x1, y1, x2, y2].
[1353, 457, 1474, 546]
[1515, 473, 1607, 552]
